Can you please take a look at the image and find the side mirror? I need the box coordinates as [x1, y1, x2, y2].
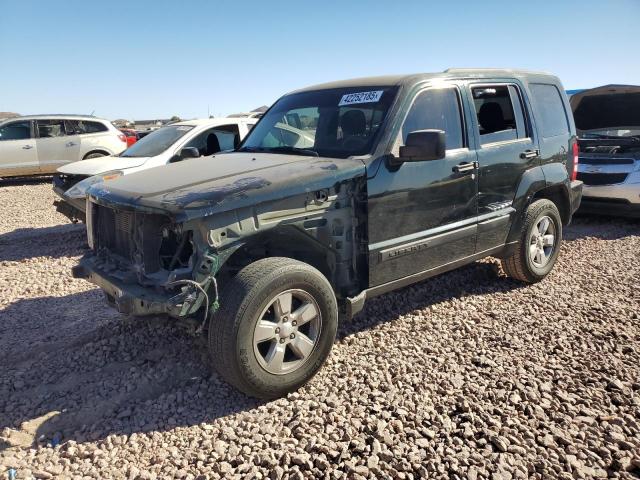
[398, 129, 446, 162]
[181, 147, 200, 159]
[170, 147, 200, 163]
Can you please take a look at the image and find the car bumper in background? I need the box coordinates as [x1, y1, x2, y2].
[579, 197, 640, 218]
[578, 180, 640, 218]
[52, 184, 86, 222]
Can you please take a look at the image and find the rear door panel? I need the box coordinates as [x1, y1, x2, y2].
[469, 81, 539, 252]
[36, 119, 80, 172]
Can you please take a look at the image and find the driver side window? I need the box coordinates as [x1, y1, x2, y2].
[185, 127, 238, 156]
[0, 121, 31, 141]
[400, 88, 464, 150]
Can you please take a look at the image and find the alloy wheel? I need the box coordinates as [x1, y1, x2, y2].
[252, 289, 322, 375]
[529, 215, 556, 268]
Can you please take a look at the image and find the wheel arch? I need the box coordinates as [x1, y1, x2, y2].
[505, 165, 572, 246]
[83, 149, 111, 159]
[217, 225, 341, 295]
[531, 183, 572, 226]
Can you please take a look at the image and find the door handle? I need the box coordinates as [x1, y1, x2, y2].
[452, 161, 478, 173]
[520, 149, 539, 160]
[65, 142, 77, 147]
[22, 145, 33, 150]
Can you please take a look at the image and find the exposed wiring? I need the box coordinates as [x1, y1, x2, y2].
[165, 277, 219, 333]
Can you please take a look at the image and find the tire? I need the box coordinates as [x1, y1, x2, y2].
[84, 152, 107, 159]
[208, 257, 338, 399]
[501, 199, 563, 283]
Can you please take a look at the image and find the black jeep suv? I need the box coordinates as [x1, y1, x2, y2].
[73, 69, 583, 398]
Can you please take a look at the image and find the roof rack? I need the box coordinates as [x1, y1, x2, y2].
[443, 67, 551, 75]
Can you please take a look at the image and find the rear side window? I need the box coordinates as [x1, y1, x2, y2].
[83, 121, 108, 133]
[36, 119, 66, 138]
[401, 88, 464, 150]
[529, 84, 569, 138]
[66, 120, 108, 134]
[0, 121, 31, 141]
[472, 85, 528, 145]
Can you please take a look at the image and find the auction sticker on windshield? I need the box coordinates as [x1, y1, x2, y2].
[339, 90, 384, 106]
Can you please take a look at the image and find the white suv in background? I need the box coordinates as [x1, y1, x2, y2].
[0, 115, 128, 178]
[53, 118, 250, 221]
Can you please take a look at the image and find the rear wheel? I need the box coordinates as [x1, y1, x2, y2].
[83, 152, 107, 159]
[208, 257, 338, 399]
[501, 199, 562, 283]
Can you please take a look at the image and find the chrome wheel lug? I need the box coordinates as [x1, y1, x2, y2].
[279, 338, 285, 344]
[292, 320, 297, 326]
[275, 327, 280, 334]
[290, 333, 295, 339]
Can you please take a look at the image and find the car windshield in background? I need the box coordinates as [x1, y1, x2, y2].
[239, 86, 399, 158]
[120, 125, 194, 157]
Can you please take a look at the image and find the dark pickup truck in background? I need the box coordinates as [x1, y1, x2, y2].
[73, 69, 583, 398]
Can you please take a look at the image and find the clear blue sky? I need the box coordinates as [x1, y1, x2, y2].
[1, 0, 638, 120]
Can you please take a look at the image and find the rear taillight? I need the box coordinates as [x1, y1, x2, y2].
[118, 133, 127, 143]
[571, 140, 579, 181]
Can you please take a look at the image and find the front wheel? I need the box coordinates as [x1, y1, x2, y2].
[208, 257, 338, 399]
[501, 199, 563, 283]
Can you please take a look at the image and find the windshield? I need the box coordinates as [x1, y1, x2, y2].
[240, 86, 399, 158]
[120, 125, 194, 157]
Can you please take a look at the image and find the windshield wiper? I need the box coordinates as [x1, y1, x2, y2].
[237, 146, 318, 157]
[268, 146, 318, 157]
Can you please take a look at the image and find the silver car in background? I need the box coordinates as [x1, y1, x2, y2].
[571, 85, 640, 217]
[0, 115, 127, 178]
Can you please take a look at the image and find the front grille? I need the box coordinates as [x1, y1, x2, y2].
[579, 157, 635, 166]
[93, 205, 169, 274]
[576, 172, 628, 186]
[96, 207, 135, 259]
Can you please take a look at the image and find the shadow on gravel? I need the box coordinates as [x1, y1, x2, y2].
[566, 214, 640, 241]
[0, 176, 52, 187]
[338, 260, 524, 340]
[0, 290, 261, 449]
[0, 223, 85, 261]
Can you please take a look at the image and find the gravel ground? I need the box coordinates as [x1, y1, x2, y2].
[0, 180, 639, 480]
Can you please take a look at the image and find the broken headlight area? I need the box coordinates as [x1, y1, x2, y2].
[80, 202, 219, 321]
[53, 173, 88, 193]
[88, 204, 194, 281]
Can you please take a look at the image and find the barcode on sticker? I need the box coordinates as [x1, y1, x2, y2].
[339, 90, 383, 107]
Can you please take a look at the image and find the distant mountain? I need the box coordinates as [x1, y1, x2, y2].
[0, 112, 20, 120]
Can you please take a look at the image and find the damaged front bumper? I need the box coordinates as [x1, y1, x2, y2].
[73, 256, 178, 315]
[72, 254, 215, 318]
